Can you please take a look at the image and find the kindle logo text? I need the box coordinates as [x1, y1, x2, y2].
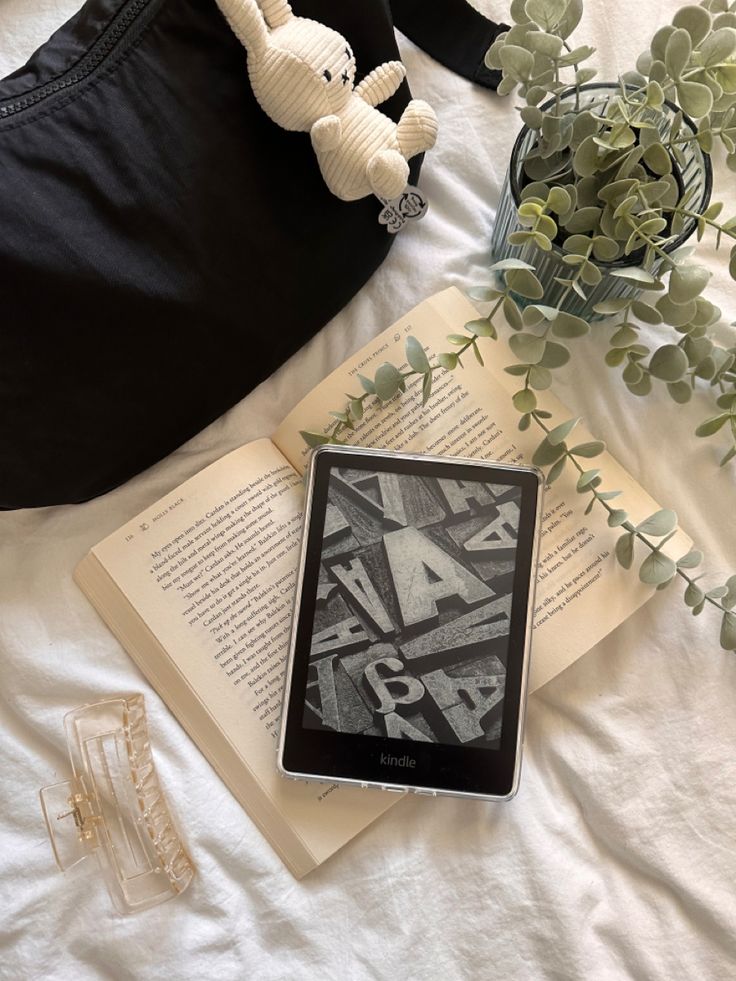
[380, 753, 416, 768]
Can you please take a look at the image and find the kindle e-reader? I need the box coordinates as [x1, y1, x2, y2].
[278, 445, 543, 800]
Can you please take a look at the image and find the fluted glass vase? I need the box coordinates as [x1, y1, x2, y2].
[490, 83, 713, 320]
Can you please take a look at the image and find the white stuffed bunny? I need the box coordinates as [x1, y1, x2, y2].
[217, 0, 438, 201]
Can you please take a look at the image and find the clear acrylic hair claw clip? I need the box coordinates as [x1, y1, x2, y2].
[40, 694, 194, 915]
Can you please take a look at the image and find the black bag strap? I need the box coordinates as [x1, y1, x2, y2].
[389, 0, 508, 90]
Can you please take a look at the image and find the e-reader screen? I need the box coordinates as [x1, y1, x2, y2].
[300, 465, 523, 750]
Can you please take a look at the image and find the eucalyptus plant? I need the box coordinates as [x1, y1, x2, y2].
[301, 0, 736, 653]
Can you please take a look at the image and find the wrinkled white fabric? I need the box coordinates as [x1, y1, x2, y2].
[1, 2, 735, 979]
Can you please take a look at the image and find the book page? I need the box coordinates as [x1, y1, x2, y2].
[79, 439, 395, 874]
[274, 288, 690, 692]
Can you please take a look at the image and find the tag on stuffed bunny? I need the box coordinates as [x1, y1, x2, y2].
[377, 186, 429, 234]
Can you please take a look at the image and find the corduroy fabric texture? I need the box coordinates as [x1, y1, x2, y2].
[216, 0, 438, 201]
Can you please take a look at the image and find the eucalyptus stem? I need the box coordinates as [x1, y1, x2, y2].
[530, 413, 728, 615]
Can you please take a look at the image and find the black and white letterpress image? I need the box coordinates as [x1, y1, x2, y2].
[303, 466, 522, 749]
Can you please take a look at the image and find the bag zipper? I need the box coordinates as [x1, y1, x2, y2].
[0, 0, 152, 119]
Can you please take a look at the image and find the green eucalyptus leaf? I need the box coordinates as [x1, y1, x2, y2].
[547, 186, 572, 215]
[350, 399, 364, 421]
[573, 135, 600, 178]
[520, 105, 545, 129]
[676, 80, 714, 118]
[616, 532, 635, 570]
[714, 12, 736, 31]
[552, 311, 590, 338]
[631, 300, 663, 325]
[528, 365, 553, 390]
[720, 612, 736, 651]
[609, 267, 658, 286]
[513, 388, 537, 413]
[592, 236, 619, 261]
[707, 586, 729, 601]
[562, 233, 594, 256]
[636, 508, 678, 537]
[532, 438, 567, 467]
[667, 380, 693, 403]
[695, 413, 729, 436]
[546, 456, 567, 486]
[656, 294, 698, 327]
[557, 44, 596, 68]
[570, 440, 606, 458]
[510, 0, 530, 24]
[509, 332, 547, 364]
[525, 0, 567, 31]
[405, 336, 430, 374]
[669, 264, 711, 303]
[672, 5, 712, 47]
[576, 468, 601, 490]
[537, 214, 558, 239]
[684, 581, 705, 607]
[437, 352, 458, 371]
[649, 344, 689, 381]
[576, 66, 598, 85]
[467, 286, 502, 302]
[651, 25, 676, 62]
[506, 268, 545, 299]
[608, 508, 629, 527]
[422, 370, 432, 406]
[300, 430, 330, 447]
[557, 0, 583, 39]
[580, 261, 603, 286]
[490, 258, 536, 272]
[505, 364, 530, 376]
[593, 297, 631, 315]
[465, 318, 496, 338]
[693, 355, 716, 380]
[643, 143, 673, 175]
[499, 44, 535, 81]
[539, 341, 570, 368]
[627, 373, 653, 397]
[527, 31, 564, 58]
[639, 551, 677, 586]
[521, 303, 557, 327]
[374, 362, 404, 402]
[610, 324, 639, 348]
[547, 417, 579, 446]
[664, 28, 692, 80]
[565, 206, 603, 233]
[357, 373, 376, 395]
[677, 548, 703, 569]
[503, 296, 524, 331]
[725, 575, 736, 610]
[701, 27, 736, 67]
[645, 79, 665, 108]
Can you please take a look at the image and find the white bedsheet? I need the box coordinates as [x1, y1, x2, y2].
[1, 2, 735, 978]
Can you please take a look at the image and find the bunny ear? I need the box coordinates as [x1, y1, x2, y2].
[217, 0, 269, 58]
[259, 0, 293, 29]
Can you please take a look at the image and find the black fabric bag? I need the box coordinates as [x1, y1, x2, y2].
[0, 0, 505, 509]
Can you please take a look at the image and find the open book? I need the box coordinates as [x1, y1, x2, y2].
[75, 288, 689, 877]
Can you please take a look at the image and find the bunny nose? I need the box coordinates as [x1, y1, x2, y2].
[341, 70, 349, 85]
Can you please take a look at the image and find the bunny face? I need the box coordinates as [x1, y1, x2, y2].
[250, 18, 357, 131]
